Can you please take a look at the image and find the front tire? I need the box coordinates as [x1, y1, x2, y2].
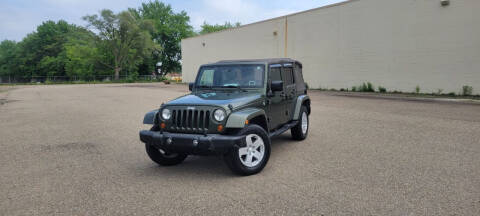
[145, 126, 187, 166]
[224, 124, 271, 176]
[291, 106, 309, 140]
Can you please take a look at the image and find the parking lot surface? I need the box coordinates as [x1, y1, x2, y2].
[1, 83, 479, 215]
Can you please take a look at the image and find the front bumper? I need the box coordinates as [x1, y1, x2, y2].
[139, 130, 246, 155]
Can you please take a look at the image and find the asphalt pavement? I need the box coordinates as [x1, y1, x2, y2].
[1, 83, 479, 215]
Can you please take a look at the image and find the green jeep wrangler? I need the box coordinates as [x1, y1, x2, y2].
[139, 58, 310, 175]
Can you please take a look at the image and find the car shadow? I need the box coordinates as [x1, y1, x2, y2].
[136, 155, 237, 178]
[135, 132, 296, 178]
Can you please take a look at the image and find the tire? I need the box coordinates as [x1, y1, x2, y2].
[291, 106, 309, 140]
[224, 124, 271, 176]
[145, 126, 188, 166]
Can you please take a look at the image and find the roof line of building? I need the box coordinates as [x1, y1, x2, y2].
[182, 0, 358, 41]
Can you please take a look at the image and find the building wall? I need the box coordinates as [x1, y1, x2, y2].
[181, 0, 480, 94]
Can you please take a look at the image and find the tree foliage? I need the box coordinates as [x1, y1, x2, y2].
[199, 22, 241, 35]
[83, 9, 159, 79]
[129, 0, 194, 75]
[0, 1, 241, 81]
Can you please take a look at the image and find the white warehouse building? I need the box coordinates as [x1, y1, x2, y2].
[181, 0, 480, 94]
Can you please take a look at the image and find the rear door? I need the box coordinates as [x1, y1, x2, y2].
[282, 63, 296, 120]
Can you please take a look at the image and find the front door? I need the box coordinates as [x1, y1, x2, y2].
[267, 64, 288, 130]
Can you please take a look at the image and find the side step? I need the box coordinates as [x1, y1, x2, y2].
[269, 120, 298, 138]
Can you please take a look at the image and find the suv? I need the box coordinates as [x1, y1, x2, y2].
[139, 58, 310, 175]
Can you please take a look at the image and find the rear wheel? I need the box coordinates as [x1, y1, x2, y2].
[224, 124, 271, 176]
[291, 106, 309, 140]
[145, 126, 187, 166]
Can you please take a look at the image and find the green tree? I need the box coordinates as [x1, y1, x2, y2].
[0, 40, 19, 77]
[64, 29, 101, 80]
[13, 20, 89, 79]
[130, 0, 194, 75]
[83, 9, 159, 80]
[199, 22, 241, 35]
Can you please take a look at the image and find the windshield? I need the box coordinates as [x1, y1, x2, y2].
[195, 64, 265, 89]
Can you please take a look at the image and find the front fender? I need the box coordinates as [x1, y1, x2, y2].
[293, 95, 310, 120]
[225, 108, 266, 128]
[143, 110, 159, 125]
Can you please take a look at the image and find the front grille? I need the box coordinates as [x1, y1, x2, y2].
[169, 108, 210, 133]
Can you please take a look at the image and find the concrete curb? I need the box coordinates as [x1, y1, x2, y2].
[318, 91, 480, 105]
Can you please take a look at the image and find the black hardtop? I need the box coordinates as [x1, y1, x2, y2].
[201, 58, 302, 67]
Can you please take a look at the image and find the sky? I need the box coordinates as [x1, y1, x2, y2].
[0, 0, 345, 41]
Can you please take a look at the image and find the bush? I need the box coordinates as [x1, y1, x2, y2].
[126, 72, 139, 83]
[351, 86, 357, 92]
[378, 86, 386, 93]
[415, 85, 420, 94]
[462, 85, 473, 96]
[355, 82, 374, 92]
[447, 92, 456, 96]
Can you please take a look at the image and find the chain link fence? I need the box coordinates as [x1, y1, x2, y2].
[0, 75, 164, 84]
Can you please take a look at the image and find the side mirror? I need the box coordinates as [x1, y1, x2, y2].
[271, 80, 283, 92]
[189, 82, 194, 91]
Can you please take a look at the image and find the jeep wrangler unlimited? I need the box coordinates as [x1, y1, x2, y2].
[139, 58, 310, 175]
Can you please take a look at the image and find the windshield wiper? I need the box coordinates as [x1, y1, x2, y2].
[219, 85, 247, 92]
[196, 85, 213, 89]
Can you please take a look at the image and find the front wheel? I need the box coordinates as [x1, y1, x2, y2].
[145, 144, 188, 166]
[145, 125, 187, 166]
[224, 124, 271, 176]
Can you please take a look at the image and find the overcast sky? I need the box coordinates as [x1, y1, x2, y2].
[0, 0, 345, 41]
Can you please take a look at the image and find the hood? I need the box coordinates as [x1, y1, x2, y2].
[165, 91, 263, 109]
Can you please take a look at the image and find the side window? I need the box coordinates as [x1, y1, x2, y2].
[283, 67, 294, 85]
[269, 66, 282, 81]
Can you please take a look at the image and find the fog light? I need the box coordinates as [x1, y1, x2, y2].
[192, 139, 198, 146]
[217, 125, 224, 132]
[166, 138, 172, 144]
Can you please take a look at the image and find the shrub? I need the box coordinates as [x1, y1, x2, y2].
[126, 72, 139, 83]
[378, 86, 386, 93]
[415, 85, 420, 94]
[366, 82, 374, 92]
[462, 85, 473, 96]
[447, 92, 456, 96]
[351, 86, 357, 92]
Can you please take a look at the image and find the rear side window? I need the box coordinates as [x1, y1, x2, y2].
[283, 67, 294, 85]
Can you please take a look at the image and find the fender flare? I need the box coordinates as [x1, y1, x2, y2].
[293, 95, 310, 120]
[143, 109, 159, 125]
[225, 108, 266, 128]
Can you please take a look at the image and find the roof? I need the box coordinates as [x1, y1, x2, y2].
[214, 58, 302, 66]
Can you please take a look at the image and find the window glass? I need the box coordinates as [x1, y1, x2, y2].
[195, 64, 265, 88]
[269, 67, 282, 81]
[199, 69, 214, 86]
[284, 67, 294, 85]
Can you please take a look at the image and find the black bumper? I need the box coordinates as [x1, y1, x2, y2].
[139, 130, 246, 155]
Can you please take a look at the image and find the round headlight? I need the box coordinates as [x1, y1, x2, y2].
[213, 109, 225, 122]
[161, 108, 171, 120]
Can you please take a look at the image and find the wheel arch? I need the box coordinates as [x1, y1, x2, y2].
[225, 108, 268, 131]
[293, 95, 310, 120]
[143, 110, 159, 125]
